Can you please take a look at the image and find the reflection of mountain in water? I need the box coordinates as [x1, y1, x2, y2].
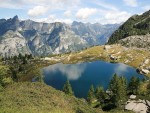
[43, 63, 86, 80]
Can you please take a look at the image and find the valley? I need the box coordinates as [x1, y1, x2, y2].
[0, 4, 150, 113]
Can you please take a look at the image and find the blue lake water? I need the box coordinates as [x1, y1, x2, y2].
[43, 60, 145, 98]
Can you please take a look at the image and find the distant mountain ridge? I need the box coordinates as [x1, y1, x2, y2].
[72, 21, 119, 45]
[0, 16, 120, 57]
[108, 10, 150, 44]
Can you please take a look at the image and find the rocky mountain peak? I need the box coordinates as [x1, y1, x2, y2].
[72, 21, 84, 26]
[12, 15, 19, 21]
[0, 16, 120, 56]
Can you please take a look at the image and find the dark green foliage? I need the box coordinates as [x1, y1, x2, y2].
[18, 53, 23, 59]
[87, 85, 95, 104]
[95, 86, 106, 105]
[109, 74, 127, 107]
[147, 82, 150, 96]
[22, 56, 27, 64]
[63, 80, 74, 96]
[0, 65, 9, 86]
[128, 76, 140, 94]
[13, 55, 17, 63]
[0, 64, 12, 91]
[18, 65, 23, 72]
[108, 10, 150, 44]
[2, 53, 39, 82]
[10, 67, 18, 82]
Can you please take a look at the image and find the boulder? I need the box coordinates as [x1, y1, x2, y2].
[142, 69, 149, 74]
[144, 59, 149, 64]
[110, 55, 117, 60]
[129, 95, 136, 99]
[104, 45, 111, 50]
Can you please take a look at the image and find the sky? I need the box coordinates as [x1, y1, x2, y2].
[0, 0, 150, 24]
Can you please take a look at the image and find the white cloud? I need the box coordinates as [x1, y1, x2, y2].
[34, 14, 73, 24]
[76, 8, 97, 20]
[93, 8, 131, 24]
[123, 0, 138, 7]
[104, 11, 131, 24]
[0, 0, 80, 10]
[28, 6, 48, 17]
[93, 0, 118, 11]
[0, 0, 134, 24]
[64, 10, 72, 17]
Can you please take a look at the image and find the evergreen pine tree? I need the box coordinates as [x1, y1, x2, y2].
[22, 56, 27, 64]
[63, 80, 74, 96]
[109, 74, 127, 107]
[18, 53, 23, 59]
[128, 76, 136, 94]
[87, 85, 95, 104]
[128, 76, 140, 94]
[95, 86, 106, 105]
[135, 77, 140, 94]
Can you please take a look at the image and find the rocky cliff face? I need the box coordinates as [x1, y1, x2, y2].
[72, 21, 120, 45]
[118, 34, 150, 51]
[0, 16, 119, 56]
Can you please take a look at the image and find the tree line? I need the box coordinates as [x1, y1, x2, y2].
[0, 53, 34, 90]
[62, 74, 148, 111]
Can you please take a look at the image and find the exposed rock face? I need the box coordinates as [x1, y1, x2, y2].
[72, 21, 120, 45]
[118, 34, 150, 51]
[0, 30, 30, 57]
[0, 16, 120, 56]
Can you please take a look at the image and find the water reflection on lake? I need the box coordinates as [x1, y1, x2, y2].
[44, 63, 86, 80]
[43, 61, 145, 98]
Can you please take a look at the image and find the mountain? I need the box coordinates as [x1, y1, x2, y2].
[72, 21, 120, 45]
[0, 16, 120, 57]
[108, 10, 150, 44]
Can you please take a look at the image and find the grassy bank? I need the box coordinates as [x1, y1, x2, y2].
[0, 82, 103, 113]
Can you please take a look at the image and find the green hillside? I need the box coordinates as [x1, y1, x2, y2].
[108, 10, 150, 44]
[0, 82, 102, 113]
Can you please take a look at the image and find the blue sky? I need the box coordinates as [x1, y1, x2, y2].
[0, 0, 150, 24]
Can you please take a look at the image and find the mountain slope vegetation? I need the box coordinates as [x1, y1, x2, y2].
[0, 82, 102, 113]
[108, 10, 150, 44]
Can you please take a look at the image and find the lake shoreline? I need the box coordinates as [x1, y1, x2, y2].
[41, 44, 150, 78]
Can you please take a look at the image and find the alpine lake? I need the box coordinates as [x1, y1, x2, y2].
[43, 60, 145, 98]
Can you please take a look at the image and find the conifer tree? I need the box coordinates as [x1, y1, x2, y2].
[95, 86, 106, 104]
[109, 74, 127, 107]
[87, 85, 95, 104]
[147, 81, 150, 96]
[63, 80, 74, 96]
[18, 53, 23, 59]
[128, 76, 140, 94]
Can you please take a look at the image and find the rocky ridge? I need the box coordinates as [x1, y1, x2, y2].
[119, 34, 150, 51]
[0, 16, 120, 57]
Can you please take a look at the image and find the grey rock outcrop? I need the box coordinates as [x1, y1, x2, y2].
[0, 16, 120, 56]
[119, 34, 150, 51]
